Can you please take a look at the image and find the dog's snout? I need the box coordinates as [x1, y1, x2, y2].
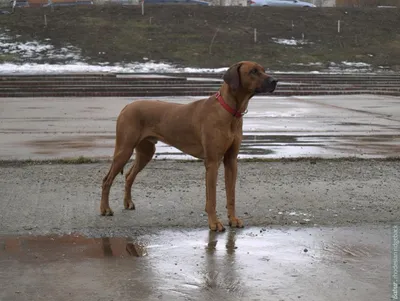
[268, 77, 278, 85]
[262, 76, 278, 93]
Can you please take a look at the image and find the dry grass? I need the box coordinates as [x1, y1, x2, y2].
[0, 6, 399, 70]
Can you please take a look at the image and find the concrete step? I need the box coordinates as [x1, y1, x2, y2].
[1, 73, 400, 97]
[0, 78, 189, 84]
[2, 81, 400, 87]
[1, 86, 398, 93]
[1, 90, 399, 98]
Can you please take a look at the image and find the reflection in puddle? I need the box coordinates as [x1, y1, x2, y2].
[17, 132, 400, 159]
[0, 227, 390, 301]
[0, 234, 147, 261]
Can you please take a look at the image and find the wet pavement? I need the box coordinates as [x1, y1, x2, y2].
[1, 94, 400, 160]
[0, 226, 390, 301]
[0, 94, 398, 300]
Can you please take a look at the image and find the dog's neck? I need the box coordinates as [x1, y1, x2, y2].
[220, 84, 253, 115]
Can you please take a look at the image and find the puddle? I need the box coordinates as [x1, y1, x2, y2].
[0, 227, 390, 301]
[0, 234, 148, 262]
[19, 133, 400, 159]
[25, 136, 98, 153]
[3, 94, 400, 161]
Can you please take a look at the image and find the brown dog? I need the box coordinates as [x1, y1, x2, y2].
[100, 61, 277, 231]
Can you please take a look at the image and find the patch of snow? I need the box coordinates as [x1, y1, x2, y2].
[186, 77, 223, 82]
[326, 61, 373, 73]
[272, 37, 313, 46]
[341, 61, 370, 68]
[0, 29, 388, 75]
[182, 66, 228, 73]
[292, 62, 323, 66]
[0, 61, 385, 75]
[0, 62, 229, 75]
[0, 31, 81, 62]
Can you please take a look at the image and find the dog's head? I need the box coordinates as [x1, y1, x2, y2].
[222, 61, 278, 94]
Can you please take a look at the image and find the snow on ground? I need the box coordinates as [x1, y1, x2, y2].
[328, 61, 373, 73]
[0, 62, 230, 74]
[292, 62, 323, 67]
[341, 61, 371, 68]
[0, 61, 385, 75]
[0, 61, 386, 75]
[271, 37, 313, 46]
[0, 32, 81, 62]
[0, 28, 383, 74]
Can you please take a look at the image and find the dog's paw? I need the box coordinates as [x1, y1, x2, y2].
[209, 220, 226, 232]
[100, 208, 114, 216]
[124, 200, 135, 210]
[229, 217, 244, 228]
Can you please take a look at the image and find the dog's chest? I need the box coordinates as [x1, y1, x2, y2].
[218, 125, 242, 152]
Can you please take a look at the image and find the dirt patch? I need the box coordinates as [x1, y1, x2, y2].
[0, 6, 399, 70]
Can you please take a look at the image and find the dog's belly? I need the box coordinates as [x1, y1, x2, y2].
[156, 137, 205, 159]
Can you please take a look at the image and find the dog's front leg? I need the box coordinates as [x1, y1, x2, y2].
[224, 147, 244, 228]
[205, 160, 225, 232]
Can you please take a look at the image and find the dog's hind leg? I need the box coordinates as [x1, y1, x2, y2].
[123, 139, 156, 210]
[100, 121, 139, 216]
[100, 147, 135, 216]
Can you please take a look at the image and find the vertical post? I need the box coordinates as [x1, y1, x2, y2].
[48, 0, 54, 11]
[44, 14, 47, 27]
[254, 28, 257, 43]
[209, 28, 219, 54]
[12, 0, 16, 13]
[337, 20, 341, 33]
[141, 0, 144, 16]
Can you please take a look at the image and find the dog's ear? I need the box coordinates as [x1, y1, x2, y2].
[223, 63, 242, 91]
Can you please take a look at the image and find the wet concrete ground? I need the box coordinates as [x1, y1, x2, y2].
[0, 226, 390, 301]
[1, 94, 399, 300]
[0, 158, 398, 300]
[1, 94, 400, 160]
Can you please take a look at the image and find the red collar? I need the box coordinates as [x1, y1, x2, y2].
[215, 92, 247, 118]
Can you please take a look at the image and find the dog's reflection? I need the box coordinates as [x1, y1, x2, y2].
[99, 237, 147, 257]
[206, 229, 237, 255]
[100, 237, 114, 257]
[203, 229, 243, 296]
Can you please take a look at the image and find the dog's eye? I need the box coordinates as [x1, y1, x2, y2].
[250, 68, 259, 75]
